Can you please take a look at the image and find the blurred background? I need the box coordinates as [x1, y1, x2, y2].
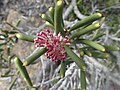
[0, 0, 120, 90]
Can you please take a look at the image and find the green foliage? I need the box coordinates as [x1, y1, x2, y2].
[23, 47, 47, 66]
[1, 0, 119, 90]
[14, 57, 33, 87]
[60, 61, 66, 78]
[65, 45, 87, 70]
[80, 70, 86, 90]
[76, 0, 91, 15]
[0, 29, 18, 68]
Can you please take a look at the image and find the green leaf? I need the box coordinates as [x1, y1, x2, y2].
[49, 7, 54, 22]
[41, 14, 54, 26]
[54, 0, 65, 36]
[75, 39, 105, 52]
[9, 31, 18, 34]
[65, 46, 87, 70]
[104, 45, 120, 51]
[92, 32, 106, 41]
[60, 61, 66, 78]
[69, 13, 102, 31]
[7, 77, 17, 90]
[23, 47, 47, 66]
[80, 70, 86, 90]
[14, 57, 33, 87]
[0, 42, 7, 47]
[16, 33, 35, 42]
[70, 23, 101, 40]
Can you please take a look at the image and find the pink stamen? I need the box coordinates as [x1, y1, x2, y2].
[34, 30, 70, 62]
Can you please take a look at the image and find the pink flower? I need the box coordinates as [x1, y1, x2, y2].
[34, 30, 70, 62]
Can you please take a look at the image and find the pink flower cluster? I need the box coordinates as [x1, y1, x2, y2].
[34, 30, 70, 62]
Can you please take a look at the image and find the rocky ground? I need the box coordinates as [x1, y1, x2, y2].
[0, 0, 53, 90]
[0, 0, 120, 90]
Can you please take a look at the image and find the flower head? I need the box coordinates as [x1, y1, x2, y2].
[34, 30, 70, 62]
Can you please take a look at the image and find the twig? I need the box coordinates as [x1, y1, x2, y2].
[73, 0, 87, 19]
[63, 0, 74, 19]
[101, 5, 120, 12]
[109, 36, 120, 41]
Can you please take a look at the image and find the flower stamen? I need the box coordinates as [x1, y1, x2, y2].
[34, 30, 70, 62]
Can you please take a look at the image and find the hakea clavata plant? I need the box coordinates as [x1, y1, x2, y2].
[34, 29, 70, 62]
[14, 0, 120, 90]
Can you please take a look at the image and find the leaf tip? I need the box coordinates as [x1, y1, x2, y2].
[41, 14, 45, 19]
[14, 57, 18, 62]
[82, 66, 87, 71]
[102, 48, 105, 52]
[23, 61, 28, 66]
[57, 0, 63, 6]
[49, 7, 53, 12]
[94, 23, 100, 28]
[96, 13, 102, 17]
[16, 33, 21, 38]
